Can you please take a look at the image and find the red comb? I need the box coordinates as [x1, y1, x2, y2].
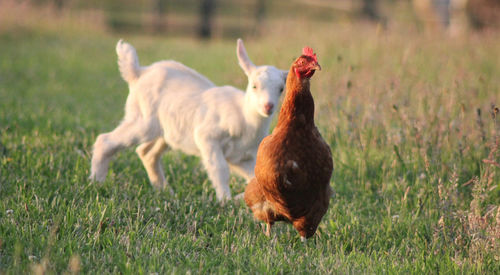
[302, 46, 317, 62]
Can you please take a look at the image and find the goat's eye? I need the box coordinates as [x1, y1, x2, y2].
[252, 85, 257, 89]
[279, 87, 284, 93]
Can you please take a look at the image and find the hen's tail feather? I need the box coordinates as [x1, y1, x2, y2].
[116, 39, 141, 83]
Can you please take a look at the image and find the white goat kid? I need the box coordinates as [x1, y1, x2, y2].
[90, 39, 286, 202]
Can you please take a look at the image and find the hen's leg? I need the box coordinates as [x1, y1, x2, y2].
[265, 223, 272, 237]
[136, 138, 173, 194]
[292, 218, 311, 242]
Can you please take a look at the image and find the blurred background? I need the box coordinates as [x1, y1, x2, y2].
[1, 2, 499, 273]
[1, 0, 499, 39]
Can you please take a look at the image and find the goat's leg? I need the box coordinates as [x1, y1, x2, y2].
[90, 119, 153, 182]
[202, 150, 232, 202]
[136, 138, 173, 194]
[230, 157, 256, 201]
[230, 157, 256, 182]
[194, 136, 231, 202]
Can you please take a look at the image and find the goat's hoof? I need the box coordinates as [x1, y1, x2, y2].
[88, 173, 105, 182]
[166, 187, 175, 196]
[151, 181, 174, 195]
[233, 192, 245, 201]
[218, 196, 233, 205]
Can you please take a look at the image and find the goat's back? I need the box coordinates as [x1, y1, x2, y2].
[137, 60, 216, 93]
[124, 60, 216, 119]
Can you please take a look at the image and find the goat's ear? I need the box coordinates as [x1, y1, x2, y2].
[236, 38, 256, 76]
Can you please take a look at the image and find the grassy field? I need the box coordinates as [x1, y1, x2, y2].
[1, 4, 500, 274]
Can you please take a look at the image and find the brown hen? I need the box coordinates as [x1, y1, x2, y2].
[244, 47, 333, 241]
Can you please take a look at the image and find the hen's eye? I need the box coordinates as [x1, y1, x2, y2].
[279, 87, 284, 93]
[253, 85, 257, 89]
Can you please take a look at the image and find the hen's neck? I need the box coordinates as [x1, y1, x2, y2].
[276, 67, 315, 128]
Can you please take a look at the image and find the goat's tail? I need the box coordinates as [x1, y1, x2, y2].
[116, 39, 141, 83]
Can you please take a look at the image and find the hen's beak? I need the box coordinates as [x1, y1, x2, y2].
[313, 63, 322, 71]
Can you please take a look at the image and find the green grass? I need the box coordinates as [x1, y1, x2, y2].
[1, 18, 500, 274]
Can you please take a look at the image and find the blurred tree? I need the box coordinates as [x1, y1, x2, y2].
[434, 0, 451, 27]
[467, 0, 500, 29]
[199, 0, 216, 39]
[153, 0, 168, 33]
[255, 0, 266, 23]
[54, 0, 64, 10]
[253, 0, 266, 35]
[412, 0, 449, 32]
[30, 0, 64, 10]
[361, 0, 380, 21]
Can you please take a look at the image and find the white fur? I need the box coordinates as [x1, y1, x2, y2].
[90, 39, 287, 202]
